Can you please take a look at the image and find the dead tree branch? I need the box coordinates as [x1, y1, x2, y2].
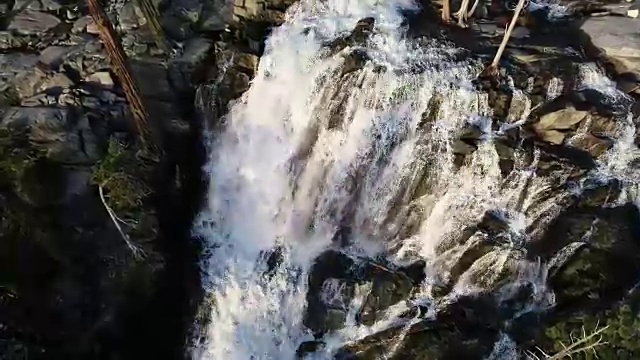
[99, 185, 145, 260]
[483, 0, 527, 76]
[526, 323, 609, 360]
[86, 0, 151, 147]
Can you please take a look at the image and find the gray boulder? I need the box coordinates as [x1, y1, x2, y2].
[0, 107, 100, 165]
[8, 9, 61, 35]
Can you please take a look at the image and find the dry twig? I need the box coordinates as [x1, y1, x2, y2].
[99, 184, 145, 260]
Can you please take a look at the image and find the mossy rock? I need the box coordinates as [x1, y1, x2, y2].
[548, 204, 640, 313]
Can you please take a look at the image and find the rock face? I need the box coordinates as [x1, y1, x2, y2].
[1, 0, 287, 354]
[3, 0, 640, 358]
[0, 0, 215, 358]
[580, 16, 640, 80]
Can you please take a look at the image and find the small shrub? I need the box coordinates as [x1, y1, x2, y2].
[90, 139, 151, 213]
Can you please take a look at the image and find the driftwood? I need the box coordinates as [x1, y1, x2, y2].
[86, 0, 151, 146]
[482, 0, 528, 76]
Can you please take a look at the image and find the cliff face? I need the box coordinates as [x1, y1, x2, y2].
[0, 0, 292, 358]
[3, 0, 640, 358]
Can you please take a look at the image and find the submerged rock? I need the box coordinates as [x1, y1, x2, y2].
[339, 295, 500, 360]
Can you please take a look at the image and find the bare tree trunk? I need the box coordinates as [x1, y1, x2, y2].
[86, 0, 151, 147]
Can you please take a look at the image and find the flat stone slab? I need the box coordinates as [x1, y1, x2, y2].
[580, 16, 640, 80]
[7, 9, 61, 35]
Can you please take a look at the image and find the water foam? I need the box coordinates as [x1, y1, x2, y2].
[192, 0, 442, 358]
[193, 1, 640, 359]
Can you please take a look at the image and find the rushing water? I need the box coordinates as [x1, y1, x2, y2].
[192, 0, 640, 359]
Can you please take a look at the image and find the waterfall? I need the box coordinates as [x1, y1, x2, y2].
[192, 0, 640, 359]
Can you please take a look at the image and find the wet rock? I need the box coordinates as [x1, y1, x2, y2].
[296, 340, 325, 359]
[339, 300, 499, 360]
[341, 48, 370, 75]
[566, 133, 611, 158]
[327, 17, 376, 52]
[478, 209, 511, 235]
[234, 52, 260, 75]
[213, 45, 258, 106]
[431, 235, 493, 298]
[580, 16, 640, 81]
[0, 107, 100, 165]
[356, 269, 414, 326]
[304, 250, 356, 333]
[584, 113, 619, 138]
[533, 107, 589, 144]
[351, 17, 375, 42]
[452, 139, 476, 155]
[7, 9, 61, 35]
[454, 122, 484, 156]
[457, 249, 523, 292]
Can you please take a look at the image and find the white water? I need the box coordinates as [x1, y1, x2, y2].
[192, 0, 640, 359]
